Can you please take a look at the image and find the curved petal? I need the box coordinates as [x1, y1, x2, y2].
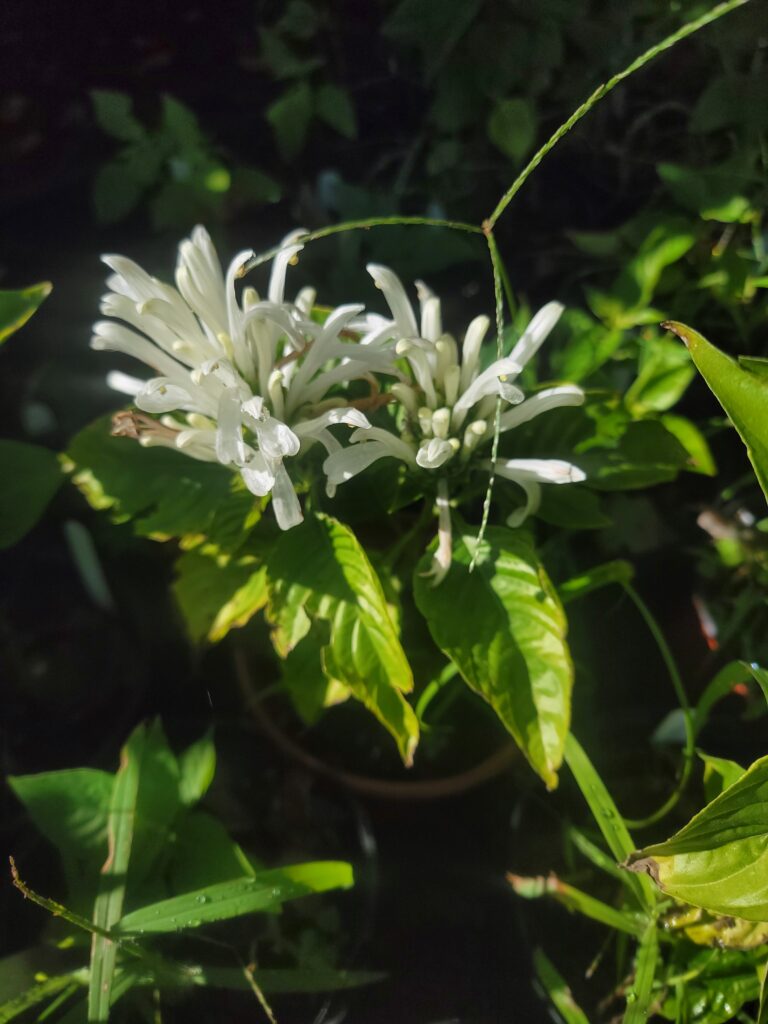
[508, 301, 564, 370]
[367, 264, 418, 339]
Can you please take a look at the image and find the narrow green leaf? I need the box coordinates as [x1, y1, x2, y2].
[0, 441, 62, 549]
[627, 753, 768, 921]
[758, 962, 768, 1024]
[177, 733, 216, 807]
[117, 861, 353, 934]
[659, 414, 717, 476]
[0, 282, 51, 344]
[564, 734, 654, 909]
[623, 921, 658, 1024]
[0, 974, 79, 1024]
[88, 726, 144, 1022]
[663, 322, 768, 503]
[699, 751, 746, 801]
[532, 949, 591, 1024]
[266, 513, 419, 765]
[559, 560, 633, 604]
[415, 526, 572, 789]
[509, 872, 646, 937]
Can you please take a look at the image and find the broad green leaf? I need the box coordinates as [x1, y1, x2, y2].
[487, 97, 536, 164]
[414, 525, 572, 789]
[508, 872, 646, 937]
[623, 921, 658, 1024]
[657, 160, 754, 223]
[0, 441, 62, 548]
[578, 419, 691, 490]
[280, 623, 349, 724]
[548, 309, 623, 383]
[177, 732, 216, 807]
[0, 282, 51, 344]
[8, 769, 111, 897]
[160, 95, 203, 149]
[267, 82, 313, 160]
[65, 416, 256, 550]
[658, 945, 763, 1024]
[739, 356, 768, 379]
[536, 485, 611, 530]
[266, 513, 418, 765]
[663, 322, 768, 503]
[88, 725, 144, 1022]
[173, 550, 267, 643]
[91, 91, 145, 142]
[315, 84, 357, 139]
[532, 950, 590, 1024]
[627, 754, 768, 921]
[117, 862, 353, 934]
[126, 721, 183, 890]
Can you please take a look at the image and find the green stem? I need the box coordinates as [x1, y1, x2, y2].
[469, 232, 505, 570]
[241, 216, 484, 274]
[621, 583, 695, 830]
[486, 0, 752, 229]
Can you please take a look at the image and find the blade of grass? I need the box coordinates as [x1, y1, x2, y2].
[533, 949, 591, 1024]
[117, 862, 353, 935]
[564, 734, 654, 909]
[0, 974, 79, 1024]
[623, 921, 659, 1024]
[566, 826, 644, 901]
[508, 872, 646, 938]
[88, 726, 145, 1022]
[487, 0, 752, 229]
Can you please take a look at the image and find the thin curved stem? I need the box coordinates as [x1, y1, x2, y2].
[486, 0, 751, 229]
[241, 216, 484, 274]
[621, 582, 695, 830]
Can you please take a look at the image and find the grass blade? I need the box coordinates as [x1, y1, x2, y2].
[88, 726, 145, 1022]
[117, 862, 353, 935]
[509, 873, 646, 938]
[533, 949, 591, 1024]
[623, 921, 658, 1024]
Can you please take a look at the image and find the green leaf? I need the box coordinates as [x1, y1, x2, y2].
[663, 322, 768, 504]
[624, 335, 695, 416]
[0, 441, 63, 549]
[627, 753, 768, 921]
[578, 419, 690, 490]
[658, 414, 716, 476]
[88, 725, 144, 1022]
[117, 862, 353, 934]
[65, 416, 256, 551]
[699, 751, 746, 801]
[93, 158, 145, 224]
[532, 950, 590, 1024]
[177, 732, 216, 807]
[623, 921, 658, 1024]
[548, 309, 623, 383]
[536, 485, 611, 530]
[267, 82, 313, 161]
[160, 95, 203, 150]
[657, 160, 754, 223]
[315, 84, 357, 139]
[230, 166, 282, 206]
[266, 513, 419, 765]
[7, 769, 112, 897]
[0, 282, 51, 344]
[509, 872, 646, 937]
[414, 525, 572, 789]
[0, 973, 80, 1024]
[759, 963, 768, 1024]
[167, 811, 256, 893]
[258, 27, 324, 79]
[558, 560, 634, 604]
[739, 356, 768, 379]
[487, 97, 536, 164]
[173, 550, 267, 643]
[693, 660, 768, 735]
[91, 91, 145, 142]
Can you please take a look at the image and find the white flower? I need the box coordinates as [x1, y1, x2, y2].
[322, 266, 586, 581]
[93, 226, 392, 529]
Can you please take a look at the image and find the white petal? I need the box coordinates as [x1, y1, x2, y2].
[350, 426, 418, 465]
[239, 452, 275, 496]
[459, 315, 491, 394]
[416, 437, 456, 470]
[452, 356, 523, 418]
[508, 301, 565, 370]
[420, 295, 442, 343]
[215, 390, 246, 465]
[107, 370, 145, 396]
[268, 229, 306, 304]
[506, 479, 542, 528]
[271, 462, 303, 529]
[135, 378, 193, 413]
[367, 264, 418, 339]
[293, 407, 371, 436]
[323, 440, 401, 485]
[492, 458, 586, 484]
[257, 416, 300, 460]
[498, 385, 585, 433]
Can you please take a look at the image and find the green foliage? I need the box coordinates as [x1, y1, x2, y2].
[414, 526, 572, 789]
[0, 282, 51, 344]
[628, 753, 768, 921]
[266, 513, 419, 765]
[0, 441, 63, 548]
[664, 322, 768, 504]
[487, 97, 536, 164]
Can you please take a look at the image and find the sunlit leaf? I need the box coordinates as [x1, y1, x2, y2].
[663, 322, 768, 503]
[173, 550, 267, 643]
[627, 753, 768, 921]
[414, 526, 572, 789]
[0, 282, 51, 344]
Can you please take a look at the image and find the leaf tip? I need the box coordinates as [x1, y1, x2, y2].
[623, 854, 660, 884]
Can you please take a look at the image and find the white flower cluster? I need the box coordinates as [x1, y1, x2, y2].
[94, 226, 586, 557]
